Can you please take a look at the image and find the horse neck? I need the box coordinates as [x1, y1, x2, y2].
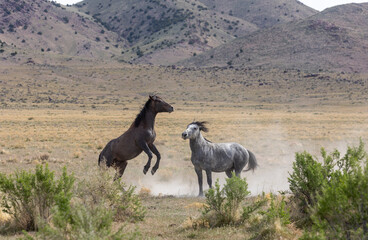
[189, 132, 209, 152]
[141, 108, 157, 129]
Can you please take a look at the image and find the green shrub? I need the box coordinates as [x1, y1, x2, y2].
[76, 168, 146, 222]
[288, 145, 341, 223]
[241, 193, 267, 221]
[289, 140, 368, 239]
[190, 175, 294, 238]
[32, 203, 140, 240]
[203, 174, 250, 227]
[261, 193, 290, 226]
[302, 141, 368, 239]
[288, 151, 325, 214]
[246, 193, 292, 240]
[0, 164, 74, 231]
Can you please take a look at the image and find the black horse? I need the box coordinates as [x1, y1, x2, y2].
[99, 95, 174, 180]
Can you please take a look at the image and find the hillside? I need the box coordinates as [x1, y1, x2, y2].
[0, 0, 319, 66]
[0, 0, 124, 62]
[182, 3, 368, 73]
[74, 0, 261, 65]
[198, 0, 317, 28]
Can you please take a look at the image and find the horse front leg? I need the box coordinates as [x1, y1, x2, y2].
[195, 167, 203, 197]
[205, 170, 212, 189]
[148, 143, 161, 175]
[137, 140, 153, 174]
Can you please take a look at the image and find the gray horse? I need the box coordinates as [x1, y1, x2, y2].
[182, 121, 258, 196]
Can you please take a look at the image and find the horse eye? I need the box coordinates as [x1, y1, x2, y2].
[193, 127, 197, 130]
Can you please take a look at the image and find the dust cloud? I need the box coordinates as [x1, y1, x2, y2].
[123, 120, 366, 197]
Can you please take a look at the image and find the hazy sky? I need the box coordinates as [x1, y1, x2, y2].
[53, 0, 367, 11]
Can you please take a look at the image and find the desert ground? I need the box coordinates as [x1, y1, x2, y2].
[0, 62, 367, 239]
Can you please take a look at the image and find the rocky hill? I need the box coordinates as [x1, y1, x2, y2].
[198, 0, 317, 28]
[0, 0, 123, 63]
[181, 3, 368, 72]
[74, 0, 316, 64]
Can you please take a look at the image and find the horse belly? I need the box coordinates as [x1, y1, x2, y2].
[211, 161, 233, 172]
[112, 139, 142, 161]
[209, 147, 235, 172]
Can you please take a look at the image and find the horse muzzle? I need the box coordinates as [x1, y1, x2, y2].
[182, 132, 188, 139]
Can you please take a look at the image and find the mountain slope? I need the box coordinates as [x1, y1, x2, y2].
[75, 0, 262, 64]
[198, 0, 317, 28]
[181, 3, 368, 72]
[0, 0, 124, 61]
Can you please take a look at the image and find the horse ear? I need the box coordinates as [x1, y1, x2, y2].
[149, 95, 157, 101]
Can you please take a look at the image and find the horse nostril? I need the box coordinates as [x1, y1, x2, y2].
[182, 133, 187, 138]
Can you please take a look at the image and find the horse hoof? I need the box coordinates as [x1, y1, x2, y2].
[151, 169, 156, 175]
[143, 168, 148, 174]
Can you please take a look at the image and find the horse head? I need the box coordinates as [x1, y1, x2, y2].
[149, 95, 174, 113]
[182, 121, 208, 140]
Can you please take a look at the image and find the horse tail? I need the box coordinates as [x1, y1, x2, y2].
[244, 150, 258, 172]
[98, 140, 114, 167]
[98, 151, 105, 166]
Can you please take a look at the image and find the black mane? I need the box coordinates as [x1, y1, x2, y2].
[134, 99, 152, 127]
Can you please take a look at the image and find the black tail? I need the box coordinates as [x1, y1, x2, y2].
[98, 151, 105, 166]
[244, 150, 258, 172]
[98, 140, 114, 167]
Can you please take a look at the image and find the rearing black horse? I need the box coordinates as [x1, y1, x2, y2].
[98, 95, 174, 180]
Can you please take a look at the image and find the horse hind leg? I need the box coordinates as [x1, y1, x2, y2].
[225, 170, 233, 178]
[205, 170, 213, 189]
[113, 161, 128, 181]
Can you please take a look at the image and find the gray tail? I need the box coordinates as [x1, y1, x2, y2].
[244, 150, 258, 172]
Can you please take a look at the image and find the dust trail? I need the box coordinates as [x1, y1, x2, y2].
[122, 120, 366, 196]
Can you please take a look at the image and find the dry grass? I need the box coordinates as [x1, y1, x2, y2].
[0, 103, 367, 191]
[0, 62, 368, 239]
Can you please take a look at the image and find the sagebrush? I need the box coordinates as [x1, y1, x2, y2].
[0, 164, 74, 231]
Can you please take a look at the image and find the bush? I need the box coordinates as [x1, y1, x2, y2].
[189, 175, 294, 238]
[0, 164, 74, 231]
[289, 140, 368, 239]
[76, 168, 146, 222]
[288, 145, 343, 225]
[247, 193, 292, 240]
[288, 151, 326, 215]
[32, 203, 140, 240]
[202, 174, 250, 227]
[302, 141, 368, 239]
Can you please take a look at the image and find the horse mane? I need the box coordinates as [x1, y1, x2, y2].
[191, 121, 209, 132]
[134, 98, 152, 127]
[204, 137, 212, 143]
[191, 121, 211, 142]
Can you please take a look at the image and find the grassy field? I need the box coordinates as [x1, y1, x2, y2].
[0, 62, 368, 239]
[1, 104, 367, 195]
